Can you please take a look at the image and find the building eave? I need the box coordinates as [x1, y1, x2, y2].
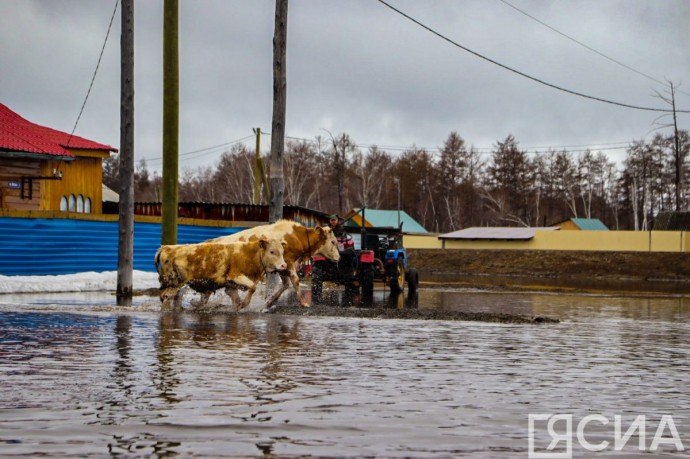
[0, 149, 76, 161]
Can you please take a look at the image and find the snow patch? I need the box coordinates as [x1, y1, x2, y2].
[0, 271, 160, 294]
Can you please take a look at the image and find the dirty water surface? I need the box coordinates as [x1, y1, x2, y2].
[1, 285, 689, 458]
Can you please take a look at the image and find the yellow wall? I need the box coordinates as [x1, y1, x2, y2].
[404, 234, 443, 249]
[0, 209, 258, 227]
[554, 220, 579, 230]
[404, 230, 690, 253]
[41, 156, 105, 213]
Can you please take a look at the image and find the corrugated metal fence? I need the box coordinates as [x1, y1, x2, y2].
[0, 217, 243, 275]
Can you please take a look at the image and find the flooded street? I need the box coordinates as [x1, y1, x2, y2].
[1, 287, 689, 458]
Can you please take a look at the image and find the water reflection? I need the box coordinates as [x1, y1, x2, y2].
[310, 287, 419, 310]
[155, 313, 183, 404]
[529, 294, 690, 321]
[2, 289, 690, 457]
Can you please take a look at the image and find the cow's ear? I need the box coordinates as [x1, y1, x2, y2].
[258, 236, 268, 249]
[320, 226, 331, 237]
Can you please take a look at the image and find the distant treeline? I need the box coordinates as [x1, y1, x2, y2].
[102, 131, 690, 232]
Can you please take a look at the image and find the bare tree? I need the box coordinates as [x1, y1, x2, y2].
[283, 139, 318, 206]
[652, 80, 683, 210]
[215, 145, 255, 202]
[623, 141, 656, 230]
[179, 166, 215, 201]
[324, 131, 357, 213]
[102, 154, 120, 191]
[134, 159, 160, 201]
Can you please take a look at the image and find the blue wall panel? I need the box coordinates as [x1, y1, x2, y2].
[0, 217, 243, 276]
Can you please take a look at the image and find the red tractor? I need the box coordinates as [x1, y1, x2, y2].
[310, 223, 419, 302]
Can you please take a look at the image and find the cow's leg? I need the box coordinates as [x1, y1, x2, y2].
[238, 284, 258, 310]
[288, 269, 309, 307]
[160, 286, 175, 308]
[172, 288, 184, 310]
[230, 275, 258, 310]
[161, 286, 182, 310]
[225, 286, 242, 310]
[192, 291, 212, 309]
[264, 272, 292, 308]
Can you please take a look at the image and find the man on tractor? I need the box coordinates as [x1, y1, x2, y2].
[328, 214, 345, 237]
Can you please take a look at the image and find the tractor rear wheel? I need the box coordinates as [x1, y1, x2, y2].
[361, 264, 375, 296]
[406, 267, 419, 294]
[389, 258, 405, 293]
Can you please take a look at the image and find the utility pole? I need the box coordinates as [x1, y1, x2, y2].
[670, 82, 681, 211]
[653, 80, 683, 212]
[253, 128, 261, 205]
[395, 177, 401, 229]
[252, 128, 271, 205]
[117, 0, 134, 306]
[269, 0, 288, 223]
[162, 0, 179, 244]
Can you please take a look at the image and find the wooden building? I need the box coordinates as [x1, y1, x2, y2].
[551, 218, 609, 231]
[0, 103, 117, 214]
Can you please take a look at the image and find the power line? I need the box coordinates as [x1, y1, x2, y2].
[68, 0, 119, 145]
[497, 0, 690, 97]
[375, 0, 690, 114]
[141, 135, 254, 165]
[140, 132, 633, 169]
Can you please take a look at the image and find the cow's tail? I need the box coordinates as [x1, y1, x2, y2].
[154, 247, 163, 274]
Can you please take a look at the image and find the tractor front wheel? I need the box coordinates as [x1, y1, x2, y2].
[389, 258, 406, 293]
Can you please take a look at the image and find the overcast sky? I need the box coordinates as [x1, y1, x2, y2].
[2, 0, 689, 173]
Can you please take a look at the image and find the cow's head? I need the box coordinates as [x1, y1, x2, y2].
[259, 237, 288, 272]
[313, 226, 340, 261]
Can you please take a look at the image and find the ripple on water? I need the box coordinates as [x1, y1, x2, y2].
[1, 290, 689, 457]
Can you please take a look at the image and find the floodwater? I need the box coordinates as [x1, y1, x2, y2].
[1, 285, 690, 458]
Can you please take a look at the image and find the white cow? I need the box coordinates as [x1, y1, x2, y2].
[209, 220, 340, 307]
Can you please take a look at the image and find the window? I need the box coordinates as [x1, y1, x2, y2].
[60, 196, 67, 211]
[77, 195, 84, 213]
[84, 197, 92, 214]
[68, 194, 76, 212]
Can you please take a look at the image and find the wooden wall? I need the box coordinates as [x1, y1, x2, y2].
[0, 157, 41, 210]
[41, 155, 104, 213]
[0, 152, 105, 213]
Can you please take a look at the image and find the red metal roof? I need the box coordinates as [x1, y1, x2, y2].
[0, 103, 117, 158]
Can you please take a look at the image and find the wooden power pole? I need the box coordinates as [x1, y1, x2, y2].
[253, 128, 262, 204]
[269, 0, 288, 223]
[252, 128, 271, 205]
[670, 82, 681, 211]
[117, 0, 134, 306]
[162, 0, 179, 245]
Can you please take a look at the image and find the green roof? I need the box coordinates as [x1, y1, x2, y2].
[345, 208, 428, 233]
[571, 218, 609, 231]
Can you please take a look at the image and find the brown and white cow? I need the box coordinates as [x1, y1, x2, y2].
[209, 220, 340, 308]
[154, 238, 287, 310]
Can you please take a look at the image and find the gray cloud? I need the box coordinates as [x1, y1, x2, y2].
[1, 0, 688, 172]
